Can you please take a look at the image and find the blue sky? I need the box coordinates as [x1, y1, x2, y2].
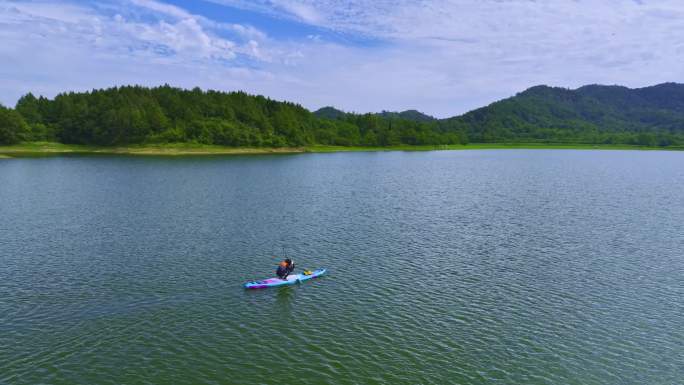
[2, 0, 684, 117]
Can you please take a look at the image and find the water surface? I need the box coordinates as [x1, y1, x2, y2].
[1, 150, 683, 384]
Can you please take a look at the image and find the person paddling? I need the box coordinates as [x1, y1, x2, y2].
[276, 258, 295, 280]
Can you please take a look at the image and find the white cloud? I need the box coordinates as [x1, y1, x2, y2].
[128, 0, 194, 19]
[0, 0, 279, 106]
[203, 0, 684, 116]
[2, 0, 684, 117]
[272, 0, 321, 24]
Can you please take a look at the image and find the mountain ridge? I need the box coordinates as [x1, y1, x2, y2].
[313, 107, 436, 122]
[446, 82, 684, 145]
[2, 82, 683, 147]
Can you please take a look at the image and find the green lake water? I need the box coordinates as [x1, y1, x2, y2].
[1, 150, 683, 384]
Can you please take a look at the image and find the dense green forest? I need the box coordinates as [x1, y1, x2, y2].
[3, 86, 463, 147]
[449, 83, 684, 146]
[2, 83, 684, 146]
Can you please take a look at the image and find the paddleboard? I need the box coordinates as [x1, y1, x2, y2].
[244, 269, 326, 289]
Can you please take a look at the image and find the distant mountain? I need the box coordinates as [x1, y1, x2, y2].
[314, 107, 435, 123]
[313, 106, 347, 120]
[446, 82, 684, 145]
[377, 110, 436, 122]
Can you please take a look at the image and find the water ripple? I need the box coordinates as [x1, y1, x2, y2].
[1, 151, 683, 384]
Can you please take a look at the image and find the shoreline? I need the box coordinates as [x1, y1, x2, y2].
[0, 142, 682, 158]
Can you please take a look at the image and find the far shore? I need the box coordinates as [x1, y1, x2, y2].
[0, 142, 681, 158]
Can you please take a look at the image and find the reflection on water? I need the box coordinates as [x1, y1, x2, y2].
[275, 285, 295, 313]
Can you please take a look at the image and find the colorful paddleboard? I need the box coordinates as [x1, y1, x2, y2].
[244, 269, 326, 289]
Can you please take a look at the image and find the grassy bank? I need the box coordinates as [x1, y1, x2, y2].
[0, 142, 307, 157]
[0, 142, 681, 158]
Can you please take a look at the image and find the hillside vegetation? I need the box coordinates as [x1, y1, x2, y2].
[2, 83, 684, 147]
[450, 83, 684, 146]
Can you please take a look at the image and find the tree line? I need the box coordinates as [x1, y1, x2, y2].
[1, 84, 683, 147]
[448, 83, 684, 146]
[1, 85, 465, 147]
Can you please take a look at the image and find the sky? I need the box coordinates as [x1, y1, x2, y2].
[1, 0, 684, 117]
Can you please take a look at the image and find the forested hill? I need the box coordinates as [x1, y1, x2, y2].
[377, 110, 436, 122]
[2, 83, 684, 147]
[448, 82, 684, 145]
[1, 86, 463, 147]
[313, 107, 436, 122]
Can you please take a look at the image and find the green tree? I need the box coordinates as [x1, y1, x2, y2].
[0, 105, 30, 144]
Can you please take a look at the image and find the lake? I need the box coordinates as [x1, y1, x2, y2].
[1, 150, 683, 385]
